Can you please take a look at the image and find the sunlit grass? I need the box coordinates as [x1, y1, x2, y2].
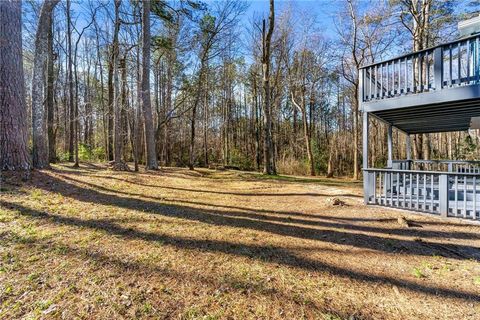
[0, 164, 479, 319]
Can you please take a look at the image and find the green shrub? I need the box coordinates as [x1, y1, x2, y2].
[57, 151, 70, 162]
[79, 144, 93, 161]
[311, 139, 328, 175]
[277, 157, 309, 175]
[57, 145, 105, 162]
[92, 147, 106, 162]
[412, 267, 425, 278]
[229, 148, 253, 170]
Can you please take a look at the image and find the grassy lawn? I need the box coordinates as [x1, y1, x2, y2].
[1, 164, 480, 319]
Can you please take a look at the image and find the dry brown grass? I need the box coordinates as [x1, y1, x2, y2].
[1, 163, 480, 319]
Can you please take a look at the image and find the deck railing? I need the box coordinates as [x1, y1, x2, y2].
[391, 159, 480, 173]
[361, 34, 480, 103]
[364, 168, 480, 219]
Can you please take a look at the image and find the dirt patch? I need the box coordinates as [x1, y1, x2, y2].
[1, 164, 479, 319]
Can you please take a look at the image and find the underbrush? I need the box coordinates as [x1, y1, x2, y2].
[276, 157, 310, 176]
[57, 144, 105, 162]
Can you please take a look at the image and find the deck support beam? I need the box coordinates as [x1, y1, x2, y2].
[406, 134, 411, 160]
[387, 124, 393, 168]
[434, 47, 443, 90]
[406, 134, 411, 169]
[439, 174, 449, 217]
[363, 112, 370, 204]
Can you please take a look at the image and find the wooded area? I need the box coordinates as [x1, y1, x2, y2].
[2, 2, 480, 318]
[1, 0, 480, 177]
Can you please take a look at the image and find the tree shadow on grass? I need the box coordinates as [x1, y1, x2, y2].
[28, 172, 480, 260]
[56, 173, 480, 243]
[2, 200, 479, 303]
[87, 174, 362, 198]
[239, 173, 363, 187]
[1, 225, 368, 320]
[319, 215, 480, 228]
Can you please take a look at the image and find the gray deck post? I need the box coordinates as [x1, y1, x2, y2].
[406, 134, 411, 169]
[363, 111, 369, 204]
[439, 174, 449, 217]
[434, 47, 443, 90]
[387, 124, 393, 168]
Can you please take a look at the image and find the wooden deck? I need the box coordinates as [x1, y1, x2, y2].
[364, 168, 480, 220]
[361, 35, 480, 221]
[360, 34, 480, 134]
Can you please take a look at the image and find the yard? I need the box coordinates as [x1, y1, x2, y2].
[1, 164, 479, 319]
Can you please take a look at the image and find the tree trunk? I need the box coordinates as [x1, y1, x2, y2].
[107, 53, 114, 161]
[154, 58, 161, 158]
[141, 0, 158, 170]
[203, 66, 209, 166]
[189, 68, 204, 170]
[414, 133, 423, 160]
[326, 136, 335, 178]
[291, 92, 315, 176]
[66, 0, 75, 162]
[47, 3, 57, 163]
[189, 56, 207, 170]
[302, 108, 315, 176]
[423, 133, 431, 160]
[73, 31, 80, 167]
[83, 45, 93, 149]
[94, 20, 108, 161]
[261, 0, 275, 175]
[111, 1, 128, 170]
[253, 74, 261, 171]
[352, 83, 359, 180]
[0, 0, 31, 171]
[164, 50, 174, 166]
[31, 0, 58, 168]
[120, 58, 129, 162]
[307, 87, 316, 175]
[189, 97, 198, 170]
[134, 41, 142, 172]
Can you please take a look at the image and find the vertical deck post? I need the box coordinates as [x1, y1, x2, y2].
[439, 174, 449, 217]
[406, 134, 411, 169]
[434, 47, 443, 90]
[387, 124, 393, 168]
[363, 111, 369, 204]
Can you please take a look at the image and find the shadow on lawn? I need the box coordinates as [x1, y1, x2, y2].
[1, 219, 367, 319]
[87, 174, 362, 198]
[55, 173, 480, 242]
[4, 169, 480, 299]
[3, 199, 480, 303]
[29, 171, 480, 260]
[53, 164, 362, 197]
[317, 215, 480, 228]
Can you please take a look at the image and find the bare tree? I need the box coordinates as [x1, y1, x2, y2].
[188, 0, 247, 170]
[188, 15, 212, 170]
[337, 0, 393, 179]
[66, 0, 75, 163]
[262, 0, 275, 175]
[47, 11, 56, 163]
[110, 0, 129, 170]
[290, 50, 321, 176]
